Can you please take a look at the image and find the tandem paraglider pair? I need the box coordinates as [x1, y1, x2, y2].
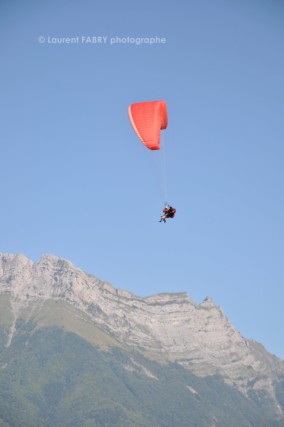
[128, 100, 176, 224]
[159, 205, 176, 223]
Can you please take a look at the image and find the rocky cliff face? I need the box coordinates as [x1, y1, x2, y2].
[0, 253, 283, 417]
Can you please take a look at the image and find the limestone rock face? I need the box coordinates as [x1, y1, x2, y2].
[0, 253, 283, 415]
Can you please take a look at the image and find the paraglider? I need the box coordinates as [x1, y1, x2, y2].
[128, 100, 176, 223]
[128, 100, 168, 150]
[159, 205, 176, 223]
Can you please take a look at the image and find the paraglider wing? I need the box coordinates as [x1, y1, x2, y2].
[128, 100, 168, 150]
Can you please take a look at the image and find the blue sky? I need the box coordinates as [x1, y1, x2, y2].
[1, 0, 284, 358]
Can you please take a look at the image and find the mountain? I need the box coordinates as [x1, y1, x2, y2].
[0, 253, 283, 427]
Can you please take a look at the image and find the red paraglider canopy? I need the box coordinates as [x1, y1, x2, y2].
[128, 100, 168, 150]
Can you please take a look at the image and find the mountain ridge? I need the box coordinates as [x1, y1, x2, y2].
[0, 252, 284, 421]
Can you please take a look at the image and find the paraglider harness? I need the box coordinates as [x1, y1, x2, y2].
[159, 205, 176, 222]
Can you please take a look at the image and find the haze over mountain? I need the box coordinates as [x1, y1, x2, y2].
[0, 253, 283, 427]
